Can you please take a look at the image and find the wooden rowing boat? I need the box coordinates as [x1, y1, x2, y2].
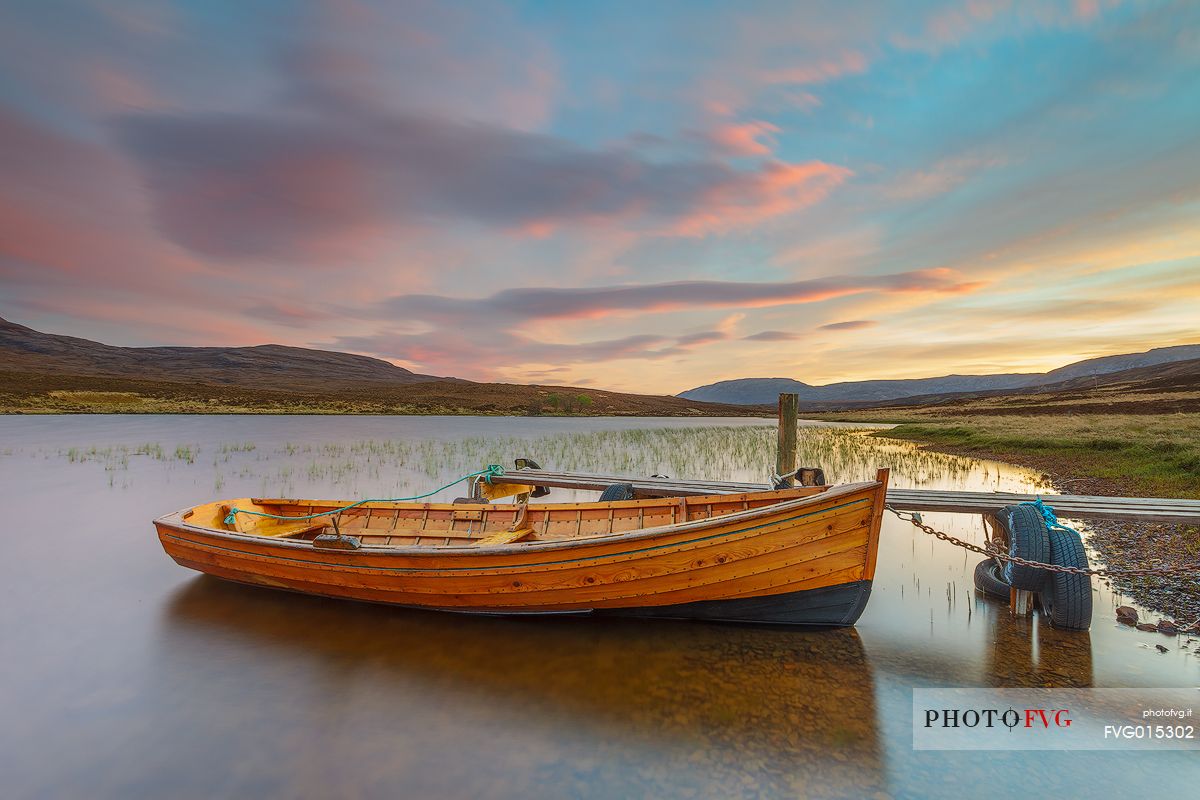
[153, 468, 889, 626]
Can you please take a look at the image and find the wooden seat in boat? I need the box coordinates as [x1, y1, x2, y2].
[269, 522, 329, 539]
[472, 528, 536, 546]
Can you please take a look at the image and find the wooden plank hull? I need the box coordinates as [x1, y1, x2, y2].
[154, 473, 888, 627]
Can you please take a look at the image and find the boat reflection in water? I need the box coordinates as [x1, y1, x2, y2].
[159, 577, 886, 798]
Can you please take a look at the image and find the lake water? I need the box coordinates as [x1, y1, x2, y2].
[1, 415, 1196, 799]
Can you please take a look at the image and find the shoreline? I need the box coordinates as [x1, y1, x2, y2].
[873, 430, 1200, 625]
[0, 408, 776, 417]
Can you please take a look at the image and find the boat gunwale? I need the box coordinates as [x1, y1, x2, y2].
[154, 479, 881, 558]
[158, 500, 872, 580]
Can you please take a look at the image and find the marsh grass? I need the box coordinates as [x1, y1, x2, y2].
[17, 425, 1027, 501]
[856, 413, 1200, 498]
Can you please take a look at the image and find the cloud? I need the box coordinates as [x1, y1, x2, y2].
[819, 320, 877, 331]
[0, 105, 208, 298]
[894, 0, 1118, 52]
[327, 269, 983, 376]
[880, 156, 1006, 202]
[743, 330, 801, 342]
[279, 1, 560, 131]
[369, 267, 982, 327]
[762, 50, 869, 86]
[520, 366, 570, 380]
[330, 329, 711, 379]
[116, 99, 850, 261]
[669, 159, 850, 236]
[715, 312, 745, 334]
[243, 301, 333, 328]
[694, 120, 780, 156]
[675, 330, 730, 348]
[106, 1, 856, 263]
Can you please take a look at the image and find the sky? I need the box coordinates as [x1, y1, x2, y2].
[1, 0, 1198, 393]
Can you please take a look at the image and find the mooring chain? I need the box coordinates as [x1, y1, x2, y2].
[885, 505, 1200, 578]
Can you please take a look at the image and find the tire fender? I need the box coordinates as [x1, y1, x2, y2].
[996, 504, 1052, 590]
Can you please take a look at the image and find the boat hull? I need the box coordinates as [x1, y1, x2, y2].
[601, 579, 872, 626]
[155, 474, 888, 627]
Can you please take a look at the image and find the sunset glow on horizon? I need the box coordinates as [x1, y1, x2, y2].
[1, 1, 1198, 393]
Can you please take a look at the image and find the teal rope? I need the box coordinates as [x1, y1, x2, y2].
[223, 465, 505, 526]
[1023, 497, 1080, 538]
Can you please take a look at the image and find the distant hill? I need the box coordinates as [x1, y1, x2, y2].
[829, 356, 1200, 416]
[0, 316, 760, 416]
[679, 344, 1200, 406]
[678, 374, 1037, 405]
[0, 315, 441, 389]
[1037, 345, 1200, 383]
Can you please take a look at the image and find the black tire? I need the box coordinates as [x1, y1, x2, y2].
[996, 504, 1052, 590]
[1039, 528, 1093, 631]
[514, 458, 550, 498]
[452, 497, 488, 504]
[973, 559, 1010, 600]
[598, 482, 635, 502]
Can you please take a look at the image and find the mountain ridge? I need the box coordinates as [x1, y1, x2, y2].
[0, 315, 442, 388]
[678, 344, 1200, 405]
[5, 314, 1197, 414]
[0, 315, 759, 416]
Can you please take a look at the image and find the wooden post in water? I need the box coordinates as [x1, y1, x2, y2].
[989, 512, 1035, 618]
[1010, 587, 1034, 617]
[775, 393, 799, 488]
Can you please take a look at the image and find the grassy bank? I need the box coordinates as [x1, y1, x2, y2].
[820, 411, 1200, 499]
[0, 372, 765, 418]
[813, 408, 1200, 621]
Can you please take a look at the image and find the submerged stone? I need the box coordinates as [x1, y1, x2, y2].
[1115, 606, 1138, 625]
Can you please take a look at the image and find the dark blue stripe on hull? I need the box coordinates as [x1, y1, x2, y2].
[600, 580, 873, 627]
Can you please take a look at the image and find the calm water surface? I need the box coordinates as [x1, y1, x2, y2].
[1, 415, 1196, 799]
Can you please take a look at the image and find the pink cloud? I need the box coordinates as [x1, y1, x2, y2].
[743, 330, 801, 342]
[331, 330, 688, 380]
[671, 160, 853, 236]
[895, 0, 1119, 51]
[243, 301, 334, 328]
[118, 104, 853, 258]
[1074, 0, 1101, 20]
[287, 0, 561, 131]
[0, 108, 188, 288]
[84, 63, 161, 109]
[881, 155, 1006, 201]
[702, 120, 780, 156]
[328, 270, 988, 378]
[675, 330, 730, 348]
[372, 267, 985, 325]
[763, 50, 868, 85]
[819, 320, 877, 331]
[715, 313, 745, 334]
[321, 267, 990, 377]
